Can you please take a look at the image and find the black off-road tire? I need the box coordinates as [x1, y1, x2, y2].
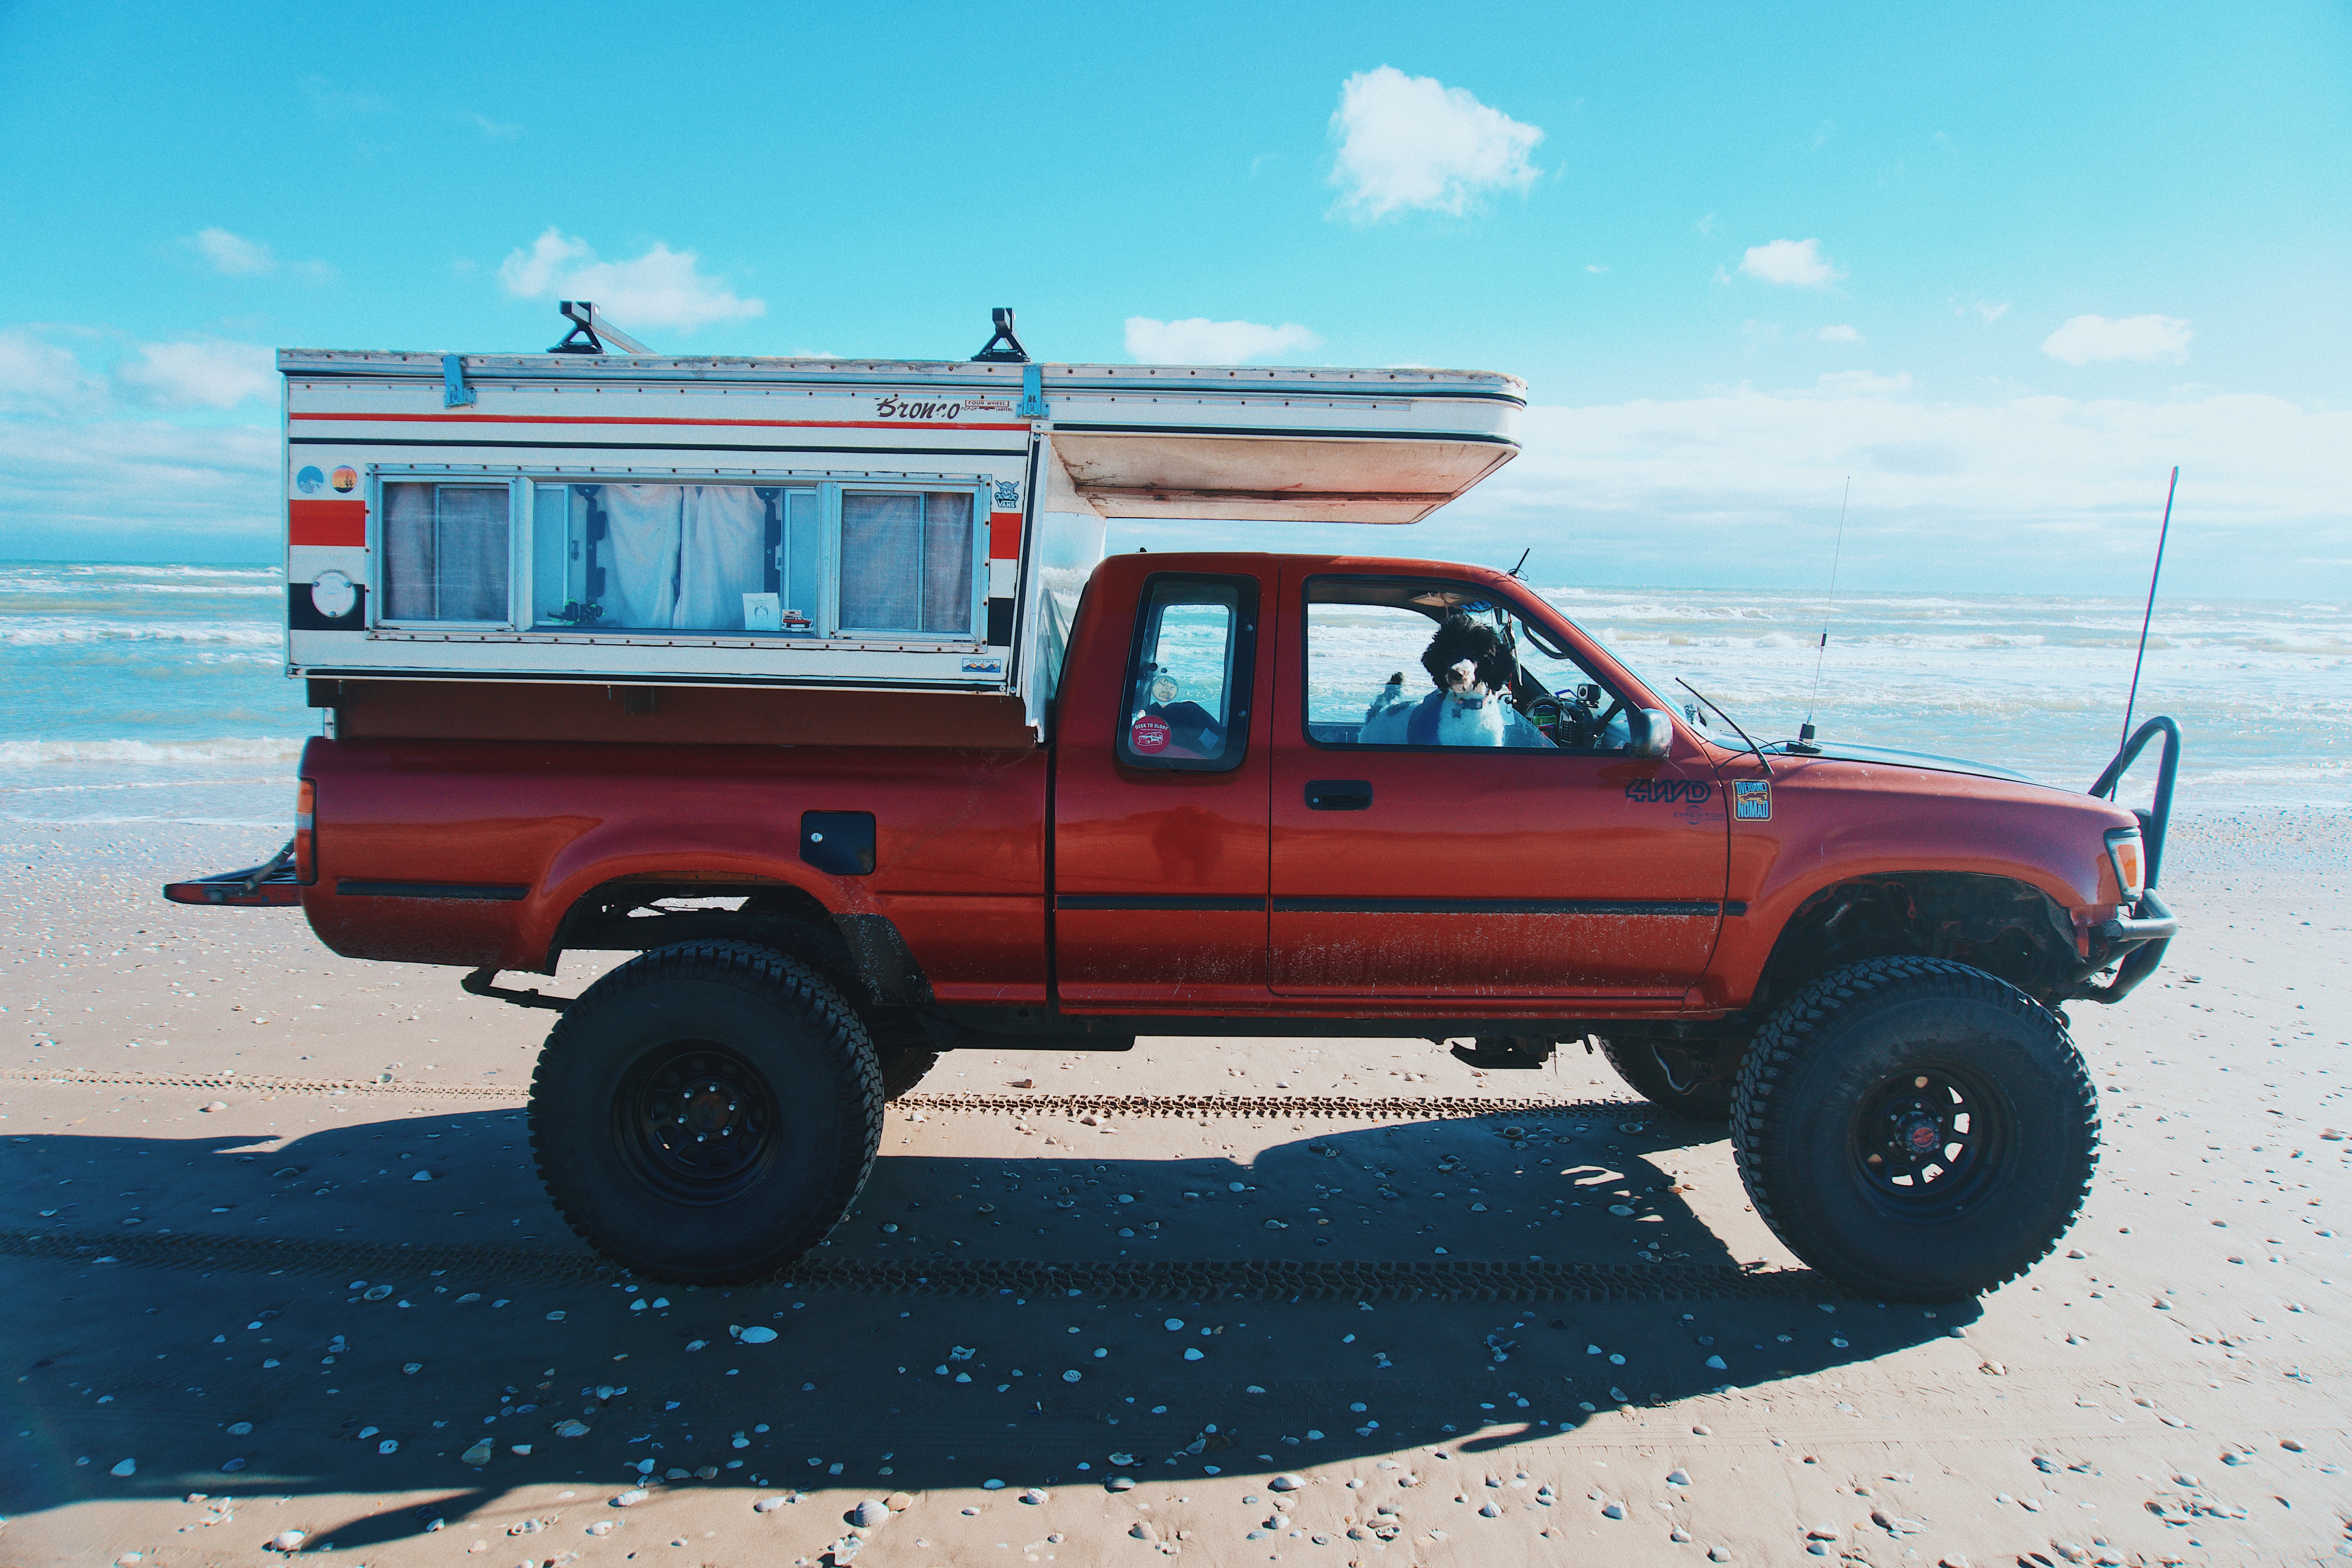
[1730, 955, 2098, 1302]
[528, 940, 883, 1285]
[1600, 1037, 1734, 1121]
[877, 1047, 939, 1100]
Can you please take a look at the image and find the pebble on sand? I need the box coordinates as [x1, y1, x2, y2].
[611, 1489, 649, 1507]
[851, 1499, 890, 1528]
[1020, 1488, 1050, 1504]
[1270, 1474, 1305, 1491]
[738, 1326, 779, 1344]
[270, 1531, 306, 1552]
[461, 1440, 494, 1466]
[109, 1458, 136, 1477]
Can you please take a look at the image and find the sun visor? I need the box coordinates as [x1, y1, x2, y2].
[1046, 432, 1518, 523]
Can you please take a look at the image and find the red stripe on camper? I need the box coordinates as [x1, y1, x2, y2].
[289, 499, 367, 547]
[988, 512, 1022, 559]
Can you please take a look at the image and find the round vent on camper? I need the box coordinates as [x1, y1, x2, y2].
[310, 570, 357, 619]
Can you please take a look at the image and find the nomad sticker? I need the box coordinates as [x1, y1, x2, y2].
[1129, 715, 1171, 754]
[1733, 780, 1773, 821]
[330, 465, 359, 493]
[1624, 778, 1712, 805]
[294, 465, 325, 495]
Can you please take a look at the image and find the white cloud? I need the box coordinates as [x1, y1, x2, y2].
[1973, 301, 2011, 323]
[1585, 263, 1609, 274]
[116, 341, 275, 410]
[180, 227, 337, 285]
[1739, 238, 1845, 289]
[0, 416, 279, 557]
[1445, 385, 2350, 594]
[1817, 323, 1863, 344]
[1327, 66, 1543, 221]
[465, 110, 521, 139]
[1124, 317, 1322, 365]
[497, 227, 764, 333]
[1812, 370, 1911, 395]
[2041, 313, 2193, 365]
[0, 330, 107, 416]
[190, 227, 274, 277]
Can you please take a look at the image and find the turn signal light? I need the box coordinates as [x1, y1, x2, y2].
[2103, 826, 2145, 902]
[294, 777, 317, 884]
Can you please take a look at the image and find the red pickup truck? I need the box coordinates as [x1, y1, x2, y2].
[167, 326, 2179, 1301]
[176, 543, 2180, 1303]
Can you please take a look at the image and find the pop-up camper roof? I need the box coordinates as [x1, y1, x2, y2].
[278, 337, 1522, 707]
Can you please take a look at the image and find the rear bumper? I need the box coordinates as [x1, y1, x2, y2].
[163, 843, 302, 907]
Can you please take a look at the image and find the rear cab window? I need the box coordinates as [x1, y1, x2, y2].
[1117, 574, 1258, 771]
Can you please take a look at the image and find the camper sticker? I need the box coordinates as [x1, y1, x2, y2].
[330, 466, 358, 493]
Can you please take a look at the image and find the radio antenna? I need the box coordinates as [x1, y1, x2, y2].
[1792, 476, 1850, 753]
[2120, 466, 2180, 749]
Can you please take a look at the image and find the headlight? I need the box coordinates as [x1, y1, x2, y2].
[2104, 826, 2145, 902]
[310, 570, 356, 619]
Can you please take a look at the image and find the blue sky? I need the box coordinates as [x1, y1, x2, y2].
[2, 1, 2346, 594]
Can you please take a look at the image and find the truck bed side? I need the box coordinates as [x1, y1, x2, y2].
[299, 736, 1049, 1002]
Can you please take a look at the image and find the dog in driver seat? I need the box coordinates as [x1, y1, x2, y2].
[1359, 612, 1554, 748]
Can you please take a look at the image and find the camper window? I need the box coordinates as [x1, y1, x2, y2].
[840, 490, 976, 636]
[530, 483, 823, 635]
[381, 482, 512, 623]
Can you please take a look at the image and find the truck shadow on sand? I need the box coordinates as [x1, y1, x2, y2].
[2, 1105, 1978, 1546]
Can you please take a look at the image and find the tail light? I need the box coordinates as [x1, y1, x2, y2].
[294, 777, 317, 884]
[2103, 826, 2145, 902]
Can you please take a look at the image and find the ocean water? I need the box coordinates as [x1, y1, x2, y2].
[2, 562, 2345, 844]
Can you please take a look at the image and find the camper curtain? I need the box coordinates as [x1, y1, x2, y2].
[840, 490, 974, 635]
[383, 481, 507, 622]
[840, 492, 923, 632]
[920, 491, 973, 634]
[435, 487, 510, 622]
[597, 485, 683, 630]
[677, 486, 768, 630]
[382, 483, 436, 620]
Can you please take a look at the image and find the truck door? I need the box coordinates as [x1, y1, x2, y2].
[1051, 563, 1274, 1007]
[1268, 568, 1728, 999]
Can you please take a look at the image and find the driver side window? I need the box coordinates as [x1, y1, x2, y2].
[1303, 579, 1634, 753]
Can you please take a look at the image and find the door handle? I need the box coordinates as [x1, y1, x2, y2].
[1305, 780, 1373, 811]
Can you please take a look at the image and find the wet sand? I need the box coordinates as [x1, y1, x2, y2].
[2, 809, 2348, 1568]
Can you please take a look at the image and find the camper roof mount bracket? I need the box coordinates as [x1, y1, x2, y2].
[971, 307, 1030, 364]
[550, 300, 653, 357]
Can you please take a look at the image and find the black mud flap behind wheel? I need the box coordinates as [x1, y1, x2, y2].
[528, 939, 883, 1285]
[1600, 1036, 1734, 1122]
[1449, 1036, 1556, 1070]
[1731, 954, 2098, 1302]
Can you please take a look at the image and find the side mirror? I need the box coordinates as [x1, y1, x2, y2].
[1628, 708, 1673, 759]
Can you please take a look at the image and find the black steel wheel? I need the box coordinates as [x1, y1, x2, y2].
[529, 940, 882, 1284]
[1600, 1037, 1733, 1121]
[1730, 955, 2098, 1301]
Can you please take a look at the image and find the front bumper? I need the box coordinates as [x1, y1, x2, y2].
[2069, 888, 2177, 1004]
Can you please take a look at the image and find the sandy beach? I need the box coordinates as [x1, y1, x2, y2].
[2, 808, 2347, 1568]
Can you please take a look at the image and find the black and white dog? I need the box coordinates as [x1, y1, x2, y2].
[1362, 613, 1521, 746]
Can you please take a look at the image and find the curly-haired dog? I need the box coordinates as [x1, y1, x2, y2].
[1359, 612, 1551, 748]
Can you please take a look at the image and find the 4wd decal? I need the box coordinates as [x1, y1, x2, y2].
[1624, 778, 1713, 805]
[1733, 779, 1773, 820]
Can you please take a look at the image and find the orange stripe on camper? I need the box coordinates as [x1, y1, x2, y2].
[289, 499, 367, 547]
[988, 511, 1022, 559]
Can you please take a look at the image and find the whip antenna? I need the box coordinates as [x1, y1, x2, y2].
[1793, 475, 1850, 753]
[2121, 465, 2180, 749]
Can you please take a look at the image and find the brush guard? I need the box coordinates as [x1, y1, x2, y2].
[2071, 716, 2181, 1003]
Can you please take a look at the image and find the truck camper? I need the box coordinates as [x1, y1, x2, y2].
[171, 306, 2180, 1302]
